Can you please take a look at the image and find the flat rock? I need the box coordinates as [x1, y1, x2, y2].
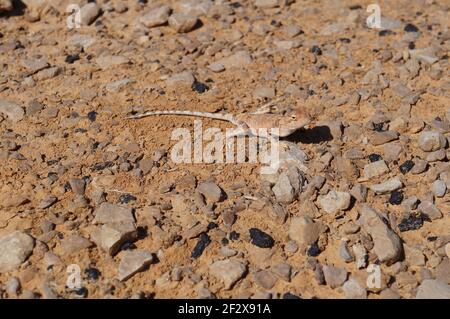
[253, 270, 277, 289]
[318, 190, 351, 214]
[216, 51, 252, 69]
[418, 131, 446, 152]
[363, 160, 389, 180]
[21, 58, 49, 74]
[416, 280, 450, 299]
[196, 181, 225, 203]
[140, 5, 171, 28]
[96, 55, 130, 70]
[93, 203, 135, 224]
[166, 70, 195, 88]
[0, 232, 35, 273]
[0, 99, 25, 122]
[358, 205, 403, 264]
[80, 3, 101, 26]
[370, 131, 399, 146]
[91, 222, 138, 256]
[168, 13, 198, 33]
[118, 250, 153, 281]
[60, 235, 93, 255]
[369, 177, 403, 194]
[417, 201, 442, 220]
[322, 265, 348, 288]
[431, 180, 446, 197]
[342, 278, 367, 299]
[288, 216, 327, 247]
[255, 0, 280, 8]
[272, 172, 295, 204]
[209, 259, 247, 290]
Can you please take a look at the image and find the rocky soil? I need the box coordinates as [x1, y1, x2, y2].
[0, 0, 449, 299]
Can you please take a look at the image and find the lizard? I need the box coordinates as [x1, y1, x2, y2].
[126, 105, 311, 138]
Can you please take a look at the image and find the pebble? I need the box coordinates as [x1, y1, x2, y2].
[118, 250, 154, 281]
[255, 0, 280, 8]
[418, 201, 442, 220]
[253, 270, 277, 289]
[0, 99, 25, 122]
[418, 131, 446, 152]
[191, 233, 211, 258]
[288, 216, 327, 247]
[339, 240, 354, 263]
[370, 131, 399, 146]
[415, 280, 450, 299]
[272, 172, 295, 204]
[322, 265, 348, 288]
[166, 70, 196, 88]
[369, 177, 403, 194]
[168, 13, 198, 33]
[431, 180, 446, 197]
[216, 51, 252, 69]
[91, 222, 138, 256]
[209, 259, 247, 290]
[96, 55, 130, 70]
[358, 205, 403, 264]
[398, 215, 423, 232]
[93, 203, 135, 224]
[80, 3, 101, 26]
[38, 195, 57, 209]
[5, 276, 20, 296]
[342, 278, 367, 299]
[318, 190, 351, 214]
[363, 160, 389, 179]
[249, 228, 274, 248]
[389, 191, 404, 205]
[196, 181, 225, 203]
[69, 178, 86, 195]
[60, 235, 93, 255]
[140, 5, 171, 28]
[0, 232, 35, 273]
[399, 160, 414, 174]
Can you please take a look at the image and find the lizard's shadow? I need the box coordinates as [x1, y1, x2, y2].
[282, 125, 333, 144]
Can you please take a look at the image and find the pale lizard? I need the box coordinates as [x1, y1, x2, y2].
[126, 105, 311, 138]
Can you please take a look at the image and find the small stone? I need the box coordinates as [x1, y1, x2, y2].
[404, 245, 425, 267]
[168, 13, 198, 33]
[288, 216, 327, 247]
[389, 191, 404, 205]
[368, 153, 382, 162]
[363, 160, 389, 179]
[398, 215, 423, 232]
[404, 23, 419, 33]
[253, 86, 276, 100]
[191, 81, 209, 93]
[93, 203, 135, 224]
[166, 71, 196, 88]
[411, 158, 428, 174]
[0, 232, 35, 273]
[342, 278, 367, 299]
[399, 160, 414, 174]
[5, 277, 21, 296]
[253, 270, 277, 289]
[350, 183, 367, 202]
[216, 51, 252, 69]
[418, 131, 446, 152]
[249, 228, 274, 248]
[339, 241, 354, 262]
[432, 180, 446, 197]
[370, 131, 399, 146]
[0, 99, 25, 122]
[38, 195, 57, 209]
[369, 177, 403, 194]
[197, 181, 225, 203]
[84, 268, 101, 281]
[96, 55, 129, 70]
[140, 5, 171, 28]
[358, 205, 403, 264]
[416, 280, 450, 299]
[69, 178, 86, 195]
[307, 243, 321, 256]
[209, 259, 247, 290]
[352, 244, 368, 269]
[318, 190, 351, 214]
[207, 62, 225, 72]
[322, 265, 348, 288]
[272, 172, 295, 204]
[60, 235, 93, 255]
[91, 222, 138, 256]
[255, 0, 280, 8]
[118, 250, 153, 281]
[21, 58, 49, 74]
[271, 263, 291, 282]
[80, 3, 101, 26]
[191, 233, 211, 258]
[418, 201, 442, 220]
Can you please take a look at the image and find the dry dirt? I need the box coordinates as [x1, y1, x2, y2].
[0, 0, 449, 299]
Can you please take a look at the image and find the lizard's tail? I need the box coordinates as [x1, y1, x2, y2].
[126, 110, 234, 122]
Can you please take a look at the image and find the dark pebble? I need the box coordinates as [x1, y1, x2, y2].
[65, 54, 80, 64]
[427, 236, 437, 242]
[389, 191, 403, 205]
[84, 267, 101, 281]
[399, 160, 414, 174]
[191, 233, 211, 259]
[207, 222, 218, 230]
[283, 292, 301, 299]
[119, 194, 137, 204]
[379, 30, 395, 36]
[307, 243, 321, 257]
[221, 238, 229, 245]
[408, 42, 415, 49]
[87, 111, 97, 122]
[92, 161, 114, 171]
[310, 45, 322, 55]
[74, 287, 88, 297]
[398, 215, 423, 232]
[369, 153, 382, 162]
[229, 231, 240, 241]
[404, 23, 419, 32]
[191, 81, 209, 93]
[373, 122, 384, 131]
[249, 228, 274, 248]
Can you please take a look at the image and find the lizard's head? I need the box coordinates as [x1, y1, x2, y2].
[277, 108, 312, 137]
